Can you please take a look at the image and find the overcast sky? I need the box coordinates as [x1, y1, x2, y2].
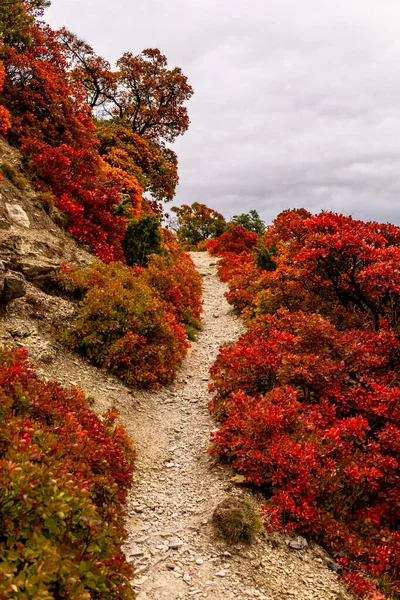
[46, 0, 400, 225]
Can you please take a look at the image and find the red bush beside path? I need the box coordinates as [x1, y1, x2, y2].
[209, 210, 400, 599]
[58, 233, 202, 388]
[0, 346, 135, 599]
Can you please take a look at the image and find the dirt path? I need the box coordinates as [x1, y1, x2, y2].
[119, 253, 350, 600]
[2, 252, 350, 600]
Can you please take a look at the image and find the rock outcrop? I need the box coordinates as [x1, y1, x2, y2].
[0, 260, 27, 311]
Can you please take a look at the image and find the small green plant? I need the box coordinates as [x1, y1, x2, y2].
[185, 323, 200, 342]
[0, 161, 28, 190]
[38, 190, 55, 214]
[212, 497, 262, 543]
[254, 240, 277, 271]
[122, 214, 162, 267]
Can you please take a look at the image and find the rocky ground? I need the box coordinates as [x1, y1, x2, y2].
[0, 151, 352, 600]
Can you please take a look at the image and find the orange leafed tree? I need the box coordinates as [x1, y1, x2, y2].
[59, 29, 193, 145]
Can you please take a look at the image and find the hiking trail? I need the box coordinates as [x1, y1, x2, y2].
[36, 252, 350, 600]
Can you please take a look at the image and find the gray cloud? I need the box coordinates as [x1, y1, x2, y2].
[47, 0, 400, 224]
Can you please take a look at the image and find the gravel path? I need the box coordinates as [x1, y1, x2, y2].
[121, 253, 350, 600]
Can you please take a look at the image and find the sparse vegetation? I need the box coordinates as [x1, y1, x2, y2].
[0, 161, 28, 190]
[212, 497, 262, 543]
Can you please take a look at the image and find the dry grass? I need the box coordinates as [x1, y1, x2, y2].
[0, 161, 29, 191]
[212, 496, 262, 544]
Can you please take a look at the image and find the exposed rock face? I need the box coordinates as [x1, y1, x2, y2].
[19, 261, 60, 290]
[6, 202, 30, 228]
[0, 140, 92, 300]
[0, 261, 27, 309]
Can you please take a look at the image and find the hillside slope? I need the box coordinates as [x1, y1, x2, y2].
[0, 138, 92, 362]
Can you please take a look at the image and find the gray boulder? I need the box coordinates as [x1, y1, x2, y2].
[0, 268, 27, 309]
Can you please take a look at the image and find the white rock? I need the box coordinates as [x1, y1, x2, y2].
[6, 203, 30, 228]
[169, 537, 183, 549]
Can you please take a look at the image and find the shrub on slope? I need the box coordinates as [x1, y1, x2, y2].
[0, 346, 135, 600]
[58, 236, 202, 388]
[58, 262, 188, 388]
[145, 252, 203, 331]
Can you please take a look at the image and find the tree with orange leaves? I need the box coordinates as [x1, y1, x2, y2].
[59, 29, 193, 145]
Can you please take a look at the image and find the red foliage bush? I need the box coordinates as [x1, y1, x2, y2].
[206, 224, 258, 256]
[0, 346, 135, 599]
[145, 251, 203, 329]
[58, 259, 197, 387]
[26, 140, 128, 262]
[0, 61, 11, 137]
[209, 210, 400, 598]
[256, 211, 400, 331]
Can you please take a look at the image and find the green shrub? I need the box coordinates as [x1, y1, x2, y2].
[185, 323, 201, 341]
[253, 241, 277, 271]
[122, 214, 162, 267]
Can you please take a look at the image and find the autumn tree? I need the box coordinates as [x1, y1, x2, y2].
[1, 6, 193, 258]
[59, 29, 191, 211]
[114, 49, 192, 143]
[57, 27, 114, 110]
[96, 121, 179, 204]
[171, 202, 227, 249]
[59, 29, 193, 145]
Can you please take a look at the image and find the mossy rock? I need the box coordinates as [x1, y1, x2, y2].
[212, 497, 262, 544]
